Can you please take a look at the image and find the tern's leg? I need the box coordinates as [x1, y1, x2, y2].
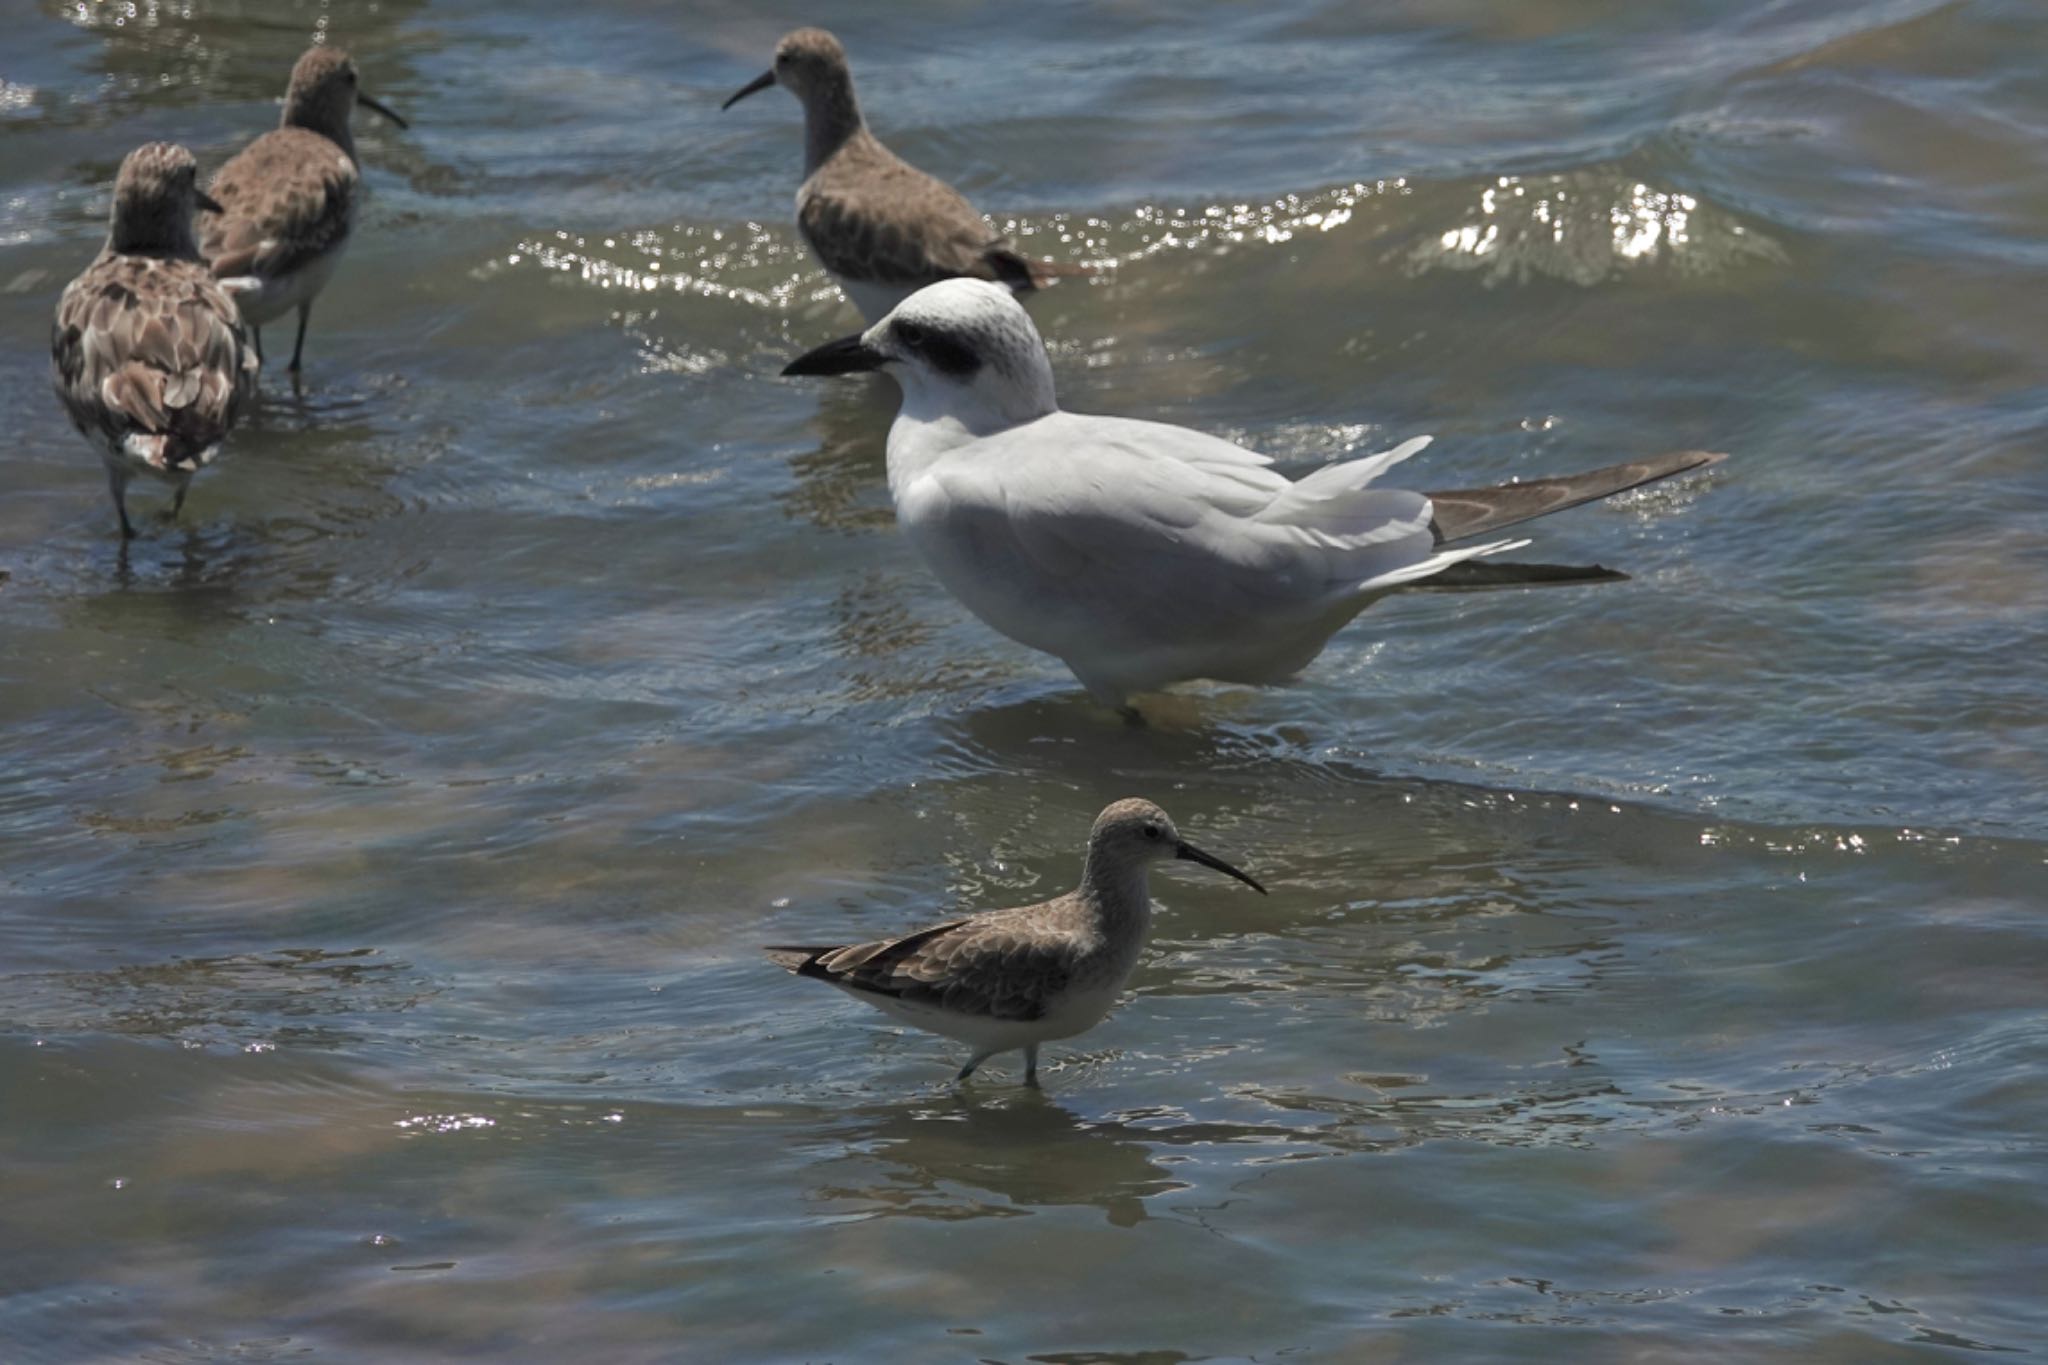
[1075, 670, 1145, 725]
[288, 302, 312, 374]
[956, 1050, 996, 1083]
[251, 326, 264, 366]
[1023, 1043, 1041, 1088]
[169, 478, 190, 519]
[107, 465, 135, 540]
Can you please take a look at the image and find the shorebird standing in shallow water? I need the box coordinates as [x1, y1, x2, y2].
[784, 278, 1727, 712]
[52, 143, 260, 538]
[765, 798, 1265, 1086]
[199, 46, 407, 378]
[723, 27, 1081, 325]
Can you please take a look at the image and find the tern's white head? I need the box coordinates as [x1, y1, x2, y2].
[782, 278, 1061, 435]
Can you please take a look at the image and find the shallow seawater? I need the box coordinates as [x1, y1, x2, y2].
[3, 0, 2045, 1359]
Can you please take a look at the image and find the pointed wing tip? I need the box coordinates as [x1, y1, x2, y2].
[762, 946, 827, 974]
[1672, 449, 1730, 471]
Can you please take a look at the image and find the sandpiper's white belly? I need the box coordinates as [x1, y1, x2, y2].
[836, 276, 921, 327]
[219, 243, 345, 327]
[850, 973, 1129, 1052]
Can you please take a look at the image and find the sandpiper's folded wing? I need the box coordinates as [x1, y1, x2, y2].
[765, 908, 1075, 1022]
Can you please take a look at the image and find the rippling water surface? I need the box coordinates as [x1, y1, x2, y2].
[3, 0, 2045, 1359]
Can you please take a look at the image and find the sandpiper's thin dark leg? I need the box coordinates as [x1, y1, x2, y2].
[1023, 1043, 1041, 1087]
[957, 1051, 994, 1083]
[288, 302, 311, 373]
[169, 480, 189, 518]
[251, 325, 264, 366]
[107, 465, 134, 539]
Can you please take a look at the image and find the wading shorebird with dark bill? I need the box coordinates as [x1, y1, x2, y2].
[52, 143, 260, 538]
[783, 278, 1728, 713]
[765, 798, 1265, 1086]
[198, 45, 408, 378]
[722, 27, 1082, 325]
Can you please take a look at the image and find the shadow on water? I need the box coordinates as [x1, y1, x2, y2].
[6, 948, 432, 1049]
[99, 524, 264, 605]
[778, 375, 899, 534]
[811, 1087, 1320, 1228]
[921, 688, 1431, 810]
[39, 0, 431, 121]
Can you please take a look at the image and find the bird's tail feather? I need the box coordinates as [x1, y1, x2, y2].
[1258, 437, 1437, 540]
[1027, 257, 1100, 284]
[1405, 560, 1629, 591]
[988, 246, 1104, 292]
[1427, 450, 1726, 544]
[1351, 537, 1529, 593]
[1288, 436, 1434, 498]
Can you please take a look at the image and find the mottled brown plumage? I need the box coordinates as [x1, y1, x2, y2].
[765, 798, 1264, 1085]
[51, 142, 258, 537]
[725, 27, 1071, 324]
[797, 131, 1038, 295]
[767, 912, 1070, 1025]
[202, 126, 359, 286]
[198, 45, 406, 375]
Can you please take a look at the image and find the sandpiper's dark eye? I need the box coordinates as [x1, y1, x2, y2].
[896, 321, 927, 347]
[1143, 822, 1163, 840]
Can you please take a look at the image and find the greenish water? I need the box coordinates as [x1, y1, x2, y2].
[3, 0, 2045, 1359]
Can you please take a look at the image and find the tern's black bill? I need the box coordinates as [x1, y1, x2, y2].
[782, 333, 887, 377]
[194, 189, 226, 216]
[357, 93, 409, 130]
[1175, 840, 1267, 895]
[722, 70, 776, 111]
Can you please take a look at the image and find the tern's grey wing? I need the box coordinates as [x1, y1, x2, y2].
[200, 128, 358, 282]
[914, 416, 1425, 597]
[1427, 450, 1725, 544]
[798, 138, 1023, 288]
[52, 254, 259, 468]
[766, 906, 1076, 1022]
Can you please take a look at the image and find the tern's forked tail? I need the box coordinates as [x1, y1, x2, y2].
[1406, 560, 1630, 591]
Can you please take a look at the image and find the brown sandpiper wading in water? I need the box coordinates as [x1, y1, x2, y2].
[52, 143, 260, 538]
[723, 27, 1086, 325]
[198, 46, 408, 378]
[765, 798, 1266, 1086]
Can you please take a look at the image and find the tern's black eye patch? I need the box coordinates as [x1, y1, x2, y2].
[892, 319, 982, 379]
[918, 330, 982, 379]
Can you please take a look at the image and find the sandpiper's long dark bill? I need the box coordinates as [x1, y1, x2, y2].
[198, 45, 408, 378]
[722, 26, 1083, 325]
[764, 798, 1263, 1086]
[51, 142, 260, 538]
[781, 277, 1728, 711]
